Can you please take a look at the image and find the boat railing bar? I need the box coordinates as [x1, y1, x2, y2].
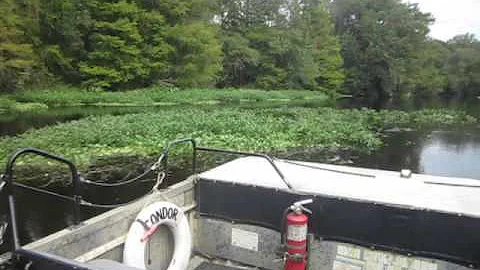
[1, 148, 82, 251]
[159, 138, 292, 190]
[195, 147, 292, 189]
[161, 138, 197, 176]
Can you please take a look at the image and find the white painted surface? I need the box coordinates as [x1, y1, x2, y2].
[231, 228, 259, 251]
[199, 157, 480, 216]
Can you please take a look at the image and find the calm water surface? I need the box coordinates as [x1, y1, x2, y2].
[354, 127, 480, 179]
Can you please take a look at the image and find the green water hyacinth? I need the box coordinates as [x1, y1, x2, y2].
[7, 87, 330, 108]
[0, 107, 475, 168]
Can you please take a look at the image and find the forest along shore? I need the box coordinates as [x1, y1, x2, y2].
[2, 0, 479, 100]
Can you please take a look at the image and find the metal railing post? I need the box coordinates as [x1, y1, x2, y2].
[2, 148, 83, 251]
[195, 146, 292, 190]
[161, 138, 197, 182]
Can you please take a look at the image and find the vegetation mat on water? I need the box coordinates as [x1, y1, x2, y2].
[0, 97, 49, 114]
[0, 107, 475, 169]
[5, 87, 330, 108]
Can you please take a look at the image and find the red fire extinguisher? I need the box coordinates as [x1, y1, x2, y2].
[282, 199, 313, 270]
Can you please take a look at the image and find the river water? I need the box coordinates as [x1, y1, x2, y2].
[1, 100, 480, 252]
[285, 126, 480, 180]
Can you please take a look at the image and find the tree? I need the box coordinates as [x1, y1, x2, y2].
[300, 0, 344, 92]
[218, 0, 288, 89]
[38, 0, 222, 90]
[444, 34, 480, 97]
[331, 0, 433, 100]
[219, 0, 344, 92]
[0, 0, 43, 92]
[401, 39, 449, 98]
[78, 0, 148, 89]
[166, 23, 223, 87]
[144, 0, 223, 87]
[39, 0, 91, 84]
[219, 32, 260, 87]
[135, 10, 173, 86]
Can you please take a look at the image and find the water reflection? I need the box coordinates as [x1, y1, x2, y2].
[0, 106, 160, 136]
[419, 130, 480, 179]
[338, 95, 480, 115]
[353, 127, 480, 180]
[352, 130, 424, 173]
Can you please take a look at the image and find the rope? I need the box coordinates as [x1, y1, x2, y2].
[13, 171, 166, 209]
[142, 172, 170, 208]
[278, 159, 376, 178]
[38, 179, 60, 189]
[13, 182, 75, 202]
[80, 171, 167, 209]
[81, 169, 154, 187]
[80, 192, 154, 208]
[8, 153, 168, 209]
[81, 153, 165, 187]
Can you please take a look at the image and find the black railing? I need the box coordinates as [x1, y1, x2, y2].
[1, 148, 82, 251]
[195, 147, 291, 189]
[0, 138, 288, 252]
[161, 138, 197, 175]
[158, 138, 291, 189]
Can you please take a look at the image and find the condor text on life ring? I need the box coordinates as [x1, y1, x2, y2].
[123, 201, 191, 270]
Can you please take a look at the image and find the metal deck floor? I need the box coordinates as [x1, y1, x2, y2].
[194, 262, 246, 270]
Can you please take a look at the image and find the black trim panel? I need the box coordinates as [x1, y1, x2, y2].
[197, 179, 480, 268]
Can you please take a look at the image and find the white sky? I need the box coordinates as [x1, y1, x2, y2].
[405, 0, 480, 41]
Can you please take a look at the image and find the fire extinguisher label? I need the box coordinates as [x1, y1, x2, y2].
[287, 224, 307, 242]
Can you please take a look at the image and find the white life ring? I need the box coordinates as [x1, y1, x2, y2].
[123, 201, 191, 270]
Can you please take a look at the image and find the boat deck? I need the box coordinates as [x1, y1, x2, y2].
[188, 256, 253, 270]
[194, 262, 245, 270]
[200, 157, 480, 217]
[3, 154, 479, 270]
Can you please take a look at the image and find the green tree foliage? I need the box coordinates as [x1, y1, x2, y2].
[332, 0, 433, 99]
[219, 0, 344, 92]
[300, 0, 345, 92]
[220, 32, 260, 87]
[38, 0, 221, 90]
[3, 0, 480, 100]
[40, 0, 92, 84]
[138, 0, 222, 87]
[135, 9, 172, 86]
[78, 0, 147, 89]
[0, 0, 41, 91]
[444, 34, 480, 97]
[167, 23, 222, 87]
[401, 39, 449, 98]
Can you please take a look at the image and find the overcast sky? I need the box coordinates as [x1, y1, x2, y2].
[405, 0, 480, 41]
